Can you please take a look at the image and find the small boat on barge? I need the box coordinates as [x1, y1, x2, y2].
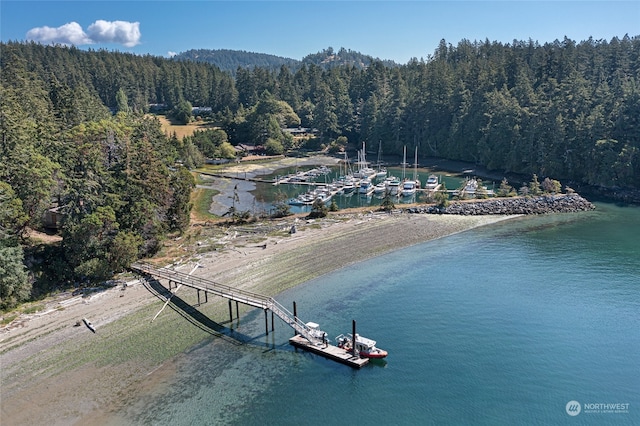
[335, 333, 388, 359]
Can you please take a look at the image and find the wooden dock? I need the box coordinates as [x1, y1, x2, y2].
[289, 335, 369, 368]
[131, 262, 374, 369]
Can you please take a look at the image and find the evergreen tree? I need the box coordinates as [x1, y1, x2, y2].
[170, 100, 193, 124]
[115, 88, 131, 113]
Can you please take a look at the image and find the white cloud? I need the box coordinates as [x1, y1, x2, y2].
[26, 20, 141, 48]
[167, 51, 177, 58]
[26, 22, 91, 46]
[87, 20, 141, 48]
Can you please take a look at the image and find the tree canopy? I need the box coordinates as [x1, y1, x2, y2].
[1, 35, 639, 308]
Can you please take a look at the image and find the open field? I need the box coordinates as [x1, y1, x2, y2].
[156, 115, 219, 139]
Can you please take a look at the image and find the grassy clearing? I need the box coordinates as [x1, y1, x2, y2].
[1, 302, 46, 325]
[22, 304, 45, 314]
[191, 187, 218, 222]
[1, 313, 18, 326]
[189, 172, 220, 222]
[156, 115, 219, 140]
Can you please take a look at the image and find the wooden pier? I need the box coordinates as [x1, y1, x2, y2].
[130, 262, 372, 368]
[289, 335, 369, 368]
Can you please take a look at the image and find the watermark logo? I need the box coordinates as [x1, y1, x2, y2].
[566, 400, 581, 416]
[566, 400, 630, 416]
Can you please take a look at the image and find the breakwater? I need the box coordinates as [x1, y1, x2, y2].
[407, 194, 595, 215]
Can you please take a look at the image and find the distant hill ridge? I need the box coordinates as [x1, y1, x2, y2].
[173, 47, 397, 74]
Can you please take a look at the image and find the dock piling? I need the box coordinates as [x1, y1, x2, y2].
[352, 320, 357, 356]
[293, 302, 298, 336]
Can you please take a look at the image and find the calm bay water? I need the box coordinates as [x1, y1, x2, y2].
[113, 202, 639, 425]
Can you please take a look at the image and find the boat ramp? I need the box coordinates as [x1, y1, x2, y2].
[130, 262, 373, 368]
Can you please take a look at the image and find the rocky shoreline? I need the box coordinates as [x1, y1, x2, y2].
[406, 194, 595, 215]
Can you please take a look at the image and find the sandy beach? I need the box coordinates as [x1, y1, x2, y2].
[0, 163, 517, 425]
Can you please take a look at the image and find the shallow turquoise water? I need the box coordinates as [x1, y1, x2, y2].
[112, 202, 639, 425]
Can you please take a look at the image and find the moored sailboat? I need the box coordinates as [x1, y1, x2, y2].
[375, 141, 387, 179]
[401, 146, 421, 197]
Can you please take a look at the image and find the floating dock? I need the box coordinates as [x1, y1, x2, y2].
[289, 335, 369, 368]
[132, 262, 377, 369]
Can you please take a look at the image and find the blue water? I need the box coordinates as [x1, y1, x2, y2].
[114, 202, 639, 425]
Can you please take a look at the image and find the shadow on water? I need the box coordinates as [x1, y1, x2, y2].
[140, 276, 268, 347]
[366, 358, 388, 368]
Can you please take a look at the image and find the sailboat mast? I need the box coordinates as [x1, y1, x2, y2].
[402, 145, 407, 180]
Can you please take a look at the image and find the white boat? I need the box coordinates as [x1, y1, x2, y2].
[358, 179, 374, 195]
[388, 181, 401, 196]
[373, 182, 387, 194]
[401, 146, 421, 196]
[288, 185, 333, 206]
[461, 178, 478, 197]
[338, 173, 358, 193]
[401, 179, 418, 196]
[288, 192, 315, 205]
[287, 197, 307, 206]
[315, 192, 332, 204]
[354, 167, 377, 180]
[353, 142, 377, 180]
[385, 176, 401, 196]
[336, 333, 388, 359]
[314, 186, 333, 203]
[306, 322, 328, 345]
[342, 182, 356, 193]
[425, 174, 439, 190]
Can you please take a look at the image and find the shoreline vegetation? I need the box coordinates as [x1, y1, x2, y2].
[1, 211, 517, 425]
[0, 156, 595, 425]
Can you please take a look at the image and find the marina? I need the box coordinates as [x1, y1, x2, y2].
[199, 153, 501, 215]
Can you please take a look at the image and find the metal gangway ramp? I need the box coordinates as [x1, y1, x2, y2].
[130, 262, 322, 345]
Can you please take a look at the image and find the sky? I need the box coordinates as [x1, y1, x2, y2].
[1, 1, 639, 64]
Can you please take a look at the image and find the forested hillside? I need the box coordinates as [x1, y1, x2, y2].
[1, 36, 639, 308]
[174, 48, 301, 74]
[173, 46, 396, 74]
[300, 47, 397, 69]
[1, 43, 201, 309]
[5, 36, 637, 190]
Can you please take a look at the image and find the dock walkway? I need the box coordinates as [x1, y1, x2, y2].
[130, 263, 368, 367]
